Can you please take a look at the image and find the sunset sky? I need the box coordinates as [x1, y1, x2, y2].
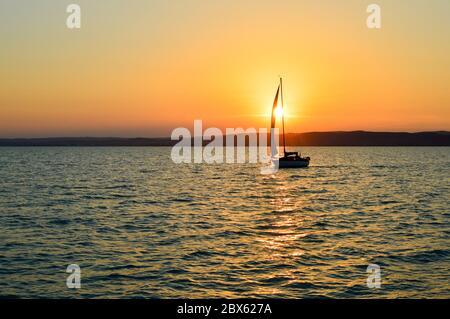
[0, 0, 449, 137]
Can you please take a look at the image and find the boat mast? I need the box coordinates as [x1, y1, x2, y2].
[280, 77, 286, 155]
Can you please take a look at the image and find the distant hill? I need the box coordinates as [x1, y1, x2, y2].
[0, 131, 449, 146]
[285, 131, 450, 146]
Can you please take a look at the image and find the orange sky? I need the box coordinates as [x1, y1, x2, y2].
[0, 0, 449, 137]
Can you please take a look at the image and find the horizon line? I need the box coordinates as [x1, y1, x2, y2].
[0, 130, 449, 140]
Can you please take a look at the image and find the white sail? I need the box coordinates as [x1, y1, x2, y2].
[270, 84, 281, 160]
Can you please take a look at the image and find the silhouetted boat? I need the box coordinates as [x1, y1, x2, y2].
[271, 78, 310, 168]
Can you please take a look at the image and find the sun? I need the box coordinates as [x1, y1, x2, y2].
[275, 105, 283, 118]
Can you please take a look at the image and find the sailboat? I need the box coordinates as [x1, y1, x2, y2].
[270, 78, 310, 168]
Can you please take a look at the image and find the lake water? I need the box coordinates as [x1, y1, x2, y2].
[0, 147, 449, 298]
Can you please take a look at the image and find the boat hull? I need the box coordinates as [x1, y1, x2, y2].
[279, 157, 310, 168]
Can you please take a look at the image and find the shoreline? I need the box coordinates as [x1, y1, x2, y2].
[0, 131, 448, 147]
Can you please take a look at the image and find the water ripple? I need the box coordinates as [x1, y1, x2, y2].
[0, 146, 449, 298]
